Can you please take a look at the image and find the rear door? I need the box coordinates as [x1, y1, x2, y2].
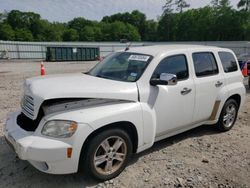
[191, 51, 225, 123]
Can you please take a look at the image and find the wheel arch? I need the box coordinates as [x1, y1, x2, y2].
[213, 93, 242, 122]
[226, 94, 241, 107]
[78, 121, 138, 171]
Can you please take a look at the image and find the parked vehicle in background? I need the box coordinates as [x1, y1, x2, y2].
[4, 45, 246, 181]
[238, 53, 250, 87]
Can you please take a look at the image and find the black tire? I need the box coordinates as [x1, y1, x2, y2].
[248, 77, 250, 89]
[80, 128, 133, 181]
[217, 99, 239, 132]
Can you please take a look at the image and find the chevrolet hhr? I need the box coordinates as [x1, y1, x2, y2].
[4, 45, 246, 180]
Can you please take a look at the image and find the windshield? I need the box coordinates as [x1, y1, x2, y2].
[87, 52, 153, 82]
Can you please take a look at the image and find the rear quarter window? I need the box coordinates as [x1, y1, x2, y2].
[218, 52, 238, 73]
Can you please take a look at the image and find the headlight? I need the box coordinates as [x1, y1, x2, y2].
[41, 120, 78, 138]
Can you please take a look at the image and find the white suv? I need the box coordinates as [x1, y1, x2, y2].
[4, 45, 246, 180]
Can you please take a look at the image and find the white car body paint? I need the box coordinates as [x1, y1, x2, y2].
[4, 45, 246, 174]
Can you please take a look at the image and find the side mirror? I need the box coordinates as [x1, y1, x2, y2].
[150, 73, 177, 86]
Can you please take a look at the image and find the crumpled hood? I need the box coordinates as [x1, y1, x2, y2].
[23, 73, 138, 119]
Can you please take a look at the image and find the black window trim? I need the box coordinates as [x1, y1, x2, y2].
[151, 53, 189, 82]
[218, 51, 238, 73]
[192, 51, 219, 78]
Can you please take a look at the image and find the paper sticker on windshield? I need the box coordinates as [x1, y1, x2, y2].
[130, 72, 137, 77]
[129, 55, 150, 62]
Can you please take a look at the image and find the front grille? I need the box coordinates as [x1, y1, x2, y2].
[17, 113, 41, 131]
[21, 95, 34, 119]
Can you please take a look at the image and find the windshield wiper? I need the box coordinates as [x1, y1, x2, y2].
[96, 74, 126, 82]
[96, 74, 111, 79]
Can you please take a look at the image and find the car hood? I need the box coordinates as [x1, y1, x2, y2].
[25, 73, 138, 101]
[23, 73, 138, 119]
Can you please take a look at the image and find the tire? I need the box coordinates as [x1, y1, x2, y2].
[80, 128, 133, 181]
[217, 99, 239, 132]
[248, 77, 250, 89]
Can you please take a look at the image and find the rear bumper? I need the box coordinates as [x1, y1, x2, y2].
[4, 111, 82, 174]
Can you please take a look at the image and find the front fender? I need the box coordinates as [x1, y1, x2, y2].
[44, 102, 154, 153]
[82, 102, 145, 150]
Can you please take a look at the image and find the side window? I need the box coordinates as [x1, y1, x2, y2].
[218, 52, 238, 73]
[192, 52, 219, 77]
[152, 54, 189, 80]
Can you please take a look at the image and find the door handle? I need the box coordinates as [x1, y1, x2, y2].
[181, 88, 192, 95]
[215, 81, 223, 87]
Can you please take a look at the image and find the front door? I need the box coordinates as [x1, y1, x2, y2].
[150, 54, 195, 137]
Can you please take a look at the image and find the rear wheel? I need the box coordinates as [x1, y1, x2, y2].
[217, 99, 239, 132]
[80, 129, 132, 181]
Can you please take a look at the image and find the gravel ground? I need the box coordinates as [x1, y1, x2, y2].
[0, 61, 249, 188]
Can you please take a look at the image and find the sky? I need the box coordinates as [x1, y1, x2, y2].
[0, 0, 239, 22]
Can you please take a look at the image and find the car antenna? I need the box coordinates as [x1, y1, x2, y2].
[125, 42, 132, 51]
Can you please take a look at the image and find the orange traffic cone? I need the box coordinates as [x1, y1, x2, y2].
[41, 62, 45, 76]
[96, 55, 103, 61]
[242, 63, 248, 77]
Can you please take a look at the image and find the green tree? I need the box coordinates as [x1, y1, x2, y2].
[175, 0, 190, 13]
[1, 8, 250, 42]
[163, 0, 190, 13]
[44, 27, 62, 41]
[125, 23, 141, 41]
[100, 21, 140, 41]
[0, 11, 8, 22]
[211, 2, 243, 40]
[144, 20, 158, 41]
[130, 10, 147, 39]
[62, 28, 79, 41]
[48, 22, 65, 41]
[238, 0, 250, 11]
[0, 23, 15, 40]
[211, 0, 219, 7]
[15, 28, 34, 41]
[68, 17, 94, 32]
[102, 10, 146, 40]
[219, 0, 231, 8]
[80, 26, 95, 41]
[29, 20, 64, 41]
[7, 10, 40, 29]
[193, 7, 216, 41]
[163, 0, 175, 14]
[30, 19, 50, 40]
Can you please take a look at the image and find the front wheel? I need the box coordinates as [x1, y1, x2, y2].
[217, 99, 239, 132]
[80, 129, 132, 181]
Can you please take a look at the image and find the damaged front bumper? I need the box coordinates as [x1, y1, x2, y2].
[4, 111, 81, 174]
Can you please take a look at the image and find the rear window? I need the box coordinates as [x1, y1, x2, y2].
[192, 52, 219, 77]
[218, 52, 238, 73]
